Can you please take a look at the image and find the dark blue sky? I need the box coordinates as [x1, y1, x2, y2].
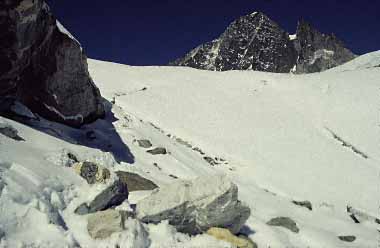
[47, 0, 380, 66]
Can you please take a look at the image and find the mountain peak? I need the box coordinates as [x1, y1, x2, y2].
[170, 13, 356, 73]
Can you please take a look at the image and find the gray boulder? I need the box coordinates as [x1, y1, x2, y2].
[0, 0, 104, 127]
[0, 123, 24, 141]
[136, 175, 250, 235]
[266, 217, 299, 233]
[116, 171, 158, 192]
[75, 180, 129, 215]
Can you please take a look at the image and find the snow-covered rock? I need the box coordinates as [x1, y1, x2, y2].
[136, 175, 250, 235]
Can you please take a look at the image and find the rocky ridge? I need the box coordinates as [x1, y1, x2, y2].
[170, 12, 356, 73]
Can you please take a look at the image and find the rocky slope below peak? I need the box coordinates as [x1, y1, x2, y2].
[0, 0, 104, 127]
[170, 12, 356, 73]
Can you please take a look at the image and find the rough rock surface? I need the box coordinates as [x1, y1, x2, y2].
[294, 20, 356, 73]
[170, 12, 355, 73]
[170, 12, 297, 73]
[136, 175, 250, 235]
[116, 171, 158, 192]
[75, 180, 129, 215]
[73, 162, 110, 184]
[207, 227, 257, 248]
[266, 217, 299, 233]
[0, 0, 104, 127]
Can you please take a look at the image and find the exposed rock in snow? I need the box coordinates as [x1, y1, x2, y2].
[0, 0, 104, 127]
[116, 171, 158, 192]
[292, 200, 312, 211]
[73, 162, 111, 185]
[136, 139, 153, 148]
[147, 147, 167, 155]
[266, 217, 299, 233]
[0, 123, 24, 141]
[207, 227, 257, 248]
[338, 235, 356, 242]
[136, 175, 250, 235]
[75, 180, 129, 215]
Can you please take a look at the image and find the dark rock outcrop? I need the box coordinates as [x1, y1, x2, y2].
[147, 147, 167, 155]
[0, 0, 104, 127]
[294, 20, 356, 73]
[170, 12, 355, 73]
[292, 200, 312, 211]
[171, 12, 297, 73]
[75, 180, 129, 215]
[338, 235, 356, 242]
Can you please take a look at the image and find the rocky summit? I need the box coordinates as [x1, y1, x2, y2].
[0, 0, 104, 127]
[170, 12, 356, 73]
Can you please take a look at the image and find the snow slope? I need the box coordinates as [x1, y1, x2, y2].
[0, 51, 379, 248]
[327, 50, 380, 72]
[89, 53, 380, 247]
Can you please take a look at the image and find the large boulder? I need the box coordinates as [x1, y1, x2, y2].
[0, 0, 104, 127]
[136, 175, 250, 235]
[116, 171, 158, 192]
[75, 180, 129, 215]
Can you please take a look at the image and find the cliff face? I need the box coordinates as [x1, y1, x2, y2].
[0, 0, 104, 127]
[294, 20, 356, 73]
[170, 12, 356, 74]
